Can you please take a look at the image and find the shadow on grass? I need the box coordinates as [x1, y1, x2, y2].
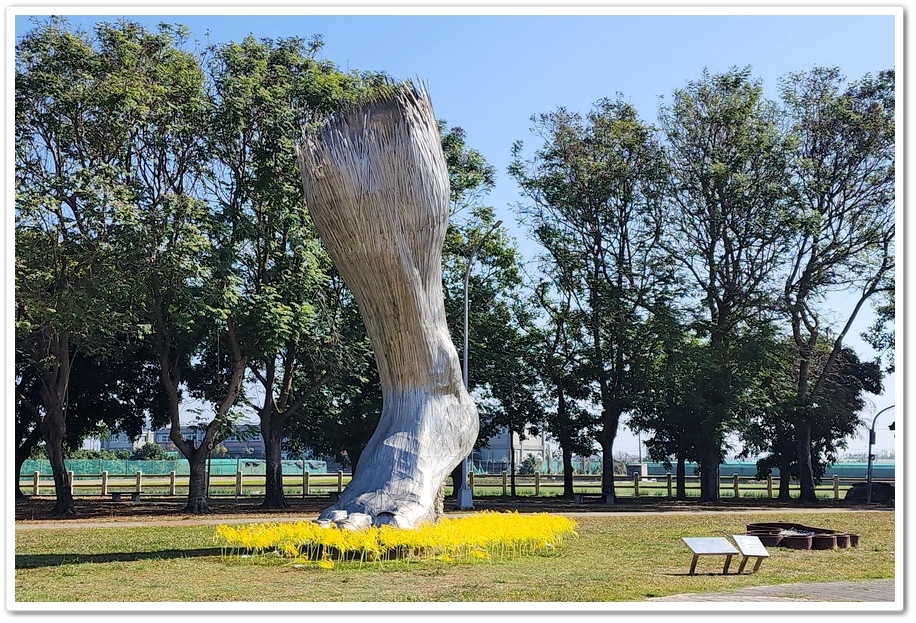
[16, 547, 224, 569]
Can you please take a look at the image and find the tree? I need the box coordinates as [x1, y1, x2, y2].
[442, 208, 533, 496]
[437, 121, 501, 402]
[14, 340, 166, 498]
[778, 67, 895, 501]
[729, 330, 798, 500]
[15, 361, 46, 499]
[474, 307, 545, 497]
[658, 67, 793, 501]
[803, 346, 883, 471]
[862, 290, 895, 375]
[15, 19, 160, 514]
[510, 96, 672, 503]
[204, 34, 376, 509]
[628, 309, 709, 500]
[87, 19, 240, 514]
[741, 341, 883, 497]
[130, 443, 170, 461]
[16, 18, 238, 515]
[438, 121, 496, 215]
[287, 272, 381, 474]
[528, 283, 598, 498]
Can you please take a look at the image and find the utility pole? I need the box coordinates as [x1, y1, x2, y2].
[457, 220, 502, 510]
[866, 405, 895, 504]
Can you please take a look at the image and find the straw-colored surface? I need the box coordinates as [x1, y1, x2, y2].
[297, 83, 478, 529]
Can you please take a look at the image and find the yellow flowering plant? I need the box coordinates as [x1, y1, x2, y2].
[214, 511, 577, 569]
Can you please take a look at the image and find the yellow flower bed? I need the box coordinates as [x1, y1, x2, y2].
[214, 511, 577, 569]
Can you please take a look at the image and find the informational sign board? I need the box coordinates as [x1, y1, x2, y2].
[732, 535, 770, 558]
[682, 537, 738, 555]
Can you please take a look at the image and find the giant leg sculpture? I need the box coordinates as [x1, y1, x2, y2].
[297, 83, 478, 530]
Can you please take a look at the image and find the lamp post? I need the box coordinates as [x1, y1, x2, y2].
[457, 219, 502, 510]
[866, 404, 895, 504]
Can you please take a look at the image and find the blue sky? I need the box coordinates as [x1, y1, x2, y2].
[11, 6, 900, 453]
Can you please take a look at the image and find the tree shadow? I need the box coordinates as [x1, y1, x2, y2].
[15, 547, 224, 569]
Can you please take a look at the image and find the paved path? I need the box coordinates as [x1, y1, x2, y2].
[649, 579, 896, 602]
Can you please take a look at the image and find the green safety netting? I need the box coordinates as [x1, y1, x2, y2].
[639, 461, 895, 479]
[20, 458, 329, 477]
[471, 458, 603, 475]
[19, 458, 890, 479]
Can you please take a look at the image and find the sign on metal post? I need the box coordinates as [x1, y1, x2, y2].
[682, 537, 739, 575]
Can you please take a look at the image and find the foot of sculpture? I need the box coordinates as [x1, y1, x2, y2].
[319, 384, 476, 529]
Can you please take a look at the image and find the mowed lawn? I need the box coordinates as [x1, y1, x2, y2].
[14, 510, 895, 603]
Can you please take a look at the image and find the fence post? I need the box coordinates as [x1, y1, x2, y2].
[337, 470, 343, 493]
[135, 471, 142, 494]
[732, 474, 740, 498]
[67, 470, 74, 495]
[666, 473, 672, 498]
[469, 471, 475, 494]
[502, 471, 508, 496]
[101, 471, 109, 496]
[633, 472, 640, 497]
[303, 471, 310, 497]
[833, 475, 840, 500]
[32, 471, 40, 496]
[767, 475, 773, 498]
[169, 471, 177, 496]
[235, 471, 243, 497]
[534, 471, 541, 496]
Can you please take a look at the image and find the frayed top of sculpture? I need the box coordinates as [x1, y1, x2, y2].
[298, 78, 435, 153]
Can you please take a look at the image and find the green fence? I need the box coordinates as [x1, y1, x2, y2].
[18, 469, 893, 502]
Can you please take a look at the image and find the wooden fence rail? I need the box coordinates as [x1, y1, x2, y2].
[20, 470, 891, 501]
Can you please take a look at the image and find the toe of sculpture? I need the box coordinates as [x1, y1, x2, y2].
[317, 505, 423, 530]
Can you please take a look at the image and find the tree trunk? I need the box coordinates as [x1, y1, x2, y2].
[508, 423, 517, 497]
[153, 314, 246, 514]
[675, 453, 687, 500]
[561, 446, 575, 499]
[36, 330, 75, 516]
[344, 444, 364, 476]
[774, 417, 793, 500]
[261, 411, 290, 509]
[449, 464, 462, 501]
[298, 83, 478, 529]
[16, 425, 43, 499]
[778, 456, 793, 500]
[184, 452, 211, 513]
[793, 344, 818, 503]
[698, 445, 721, 502]
[41, 408, 75, 516]
[796, 416, 818, 502]
[599, 438, 616, 504]
[702, 321, 729, 504]
[556, 382, 575, 499]
[158, 355, 213, 515]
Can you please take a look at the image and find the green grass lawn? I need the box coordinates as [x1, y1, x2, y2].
[14, 510, 894, 603]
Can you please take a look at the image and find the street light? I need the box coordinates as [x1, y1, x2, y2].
[866, 404, 895, 504]
[456, 219, 502, 510]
